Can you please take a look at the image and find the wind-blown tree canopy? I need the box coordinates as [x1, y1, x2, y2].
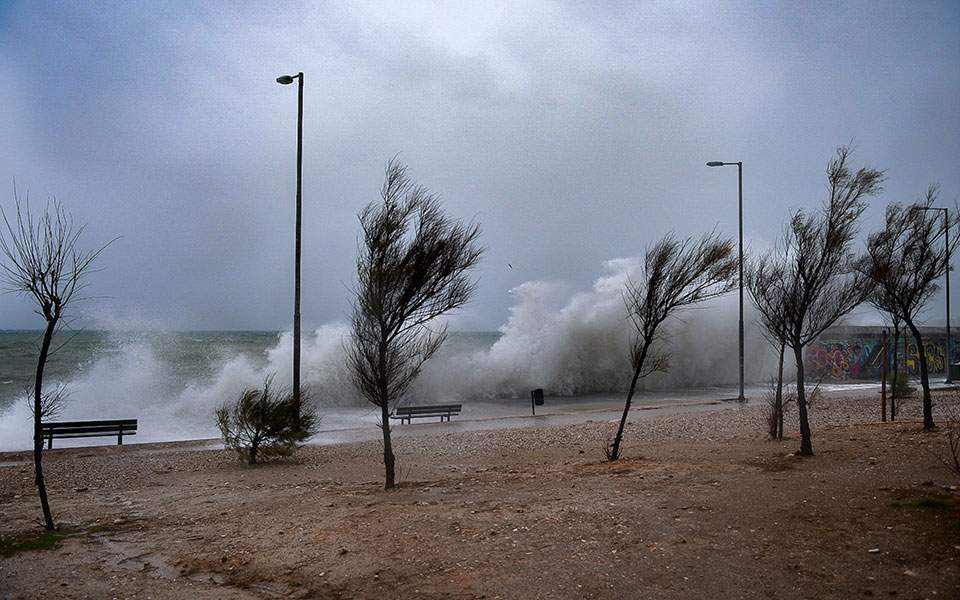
[348, 158, 483, 489]
[607, 230, 738, 460]
[750, 146, 883, 456]
[857, 185, 958, 430]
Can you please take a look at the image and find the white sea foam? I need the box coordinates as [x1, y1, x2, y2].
[0, 257, 780, 450]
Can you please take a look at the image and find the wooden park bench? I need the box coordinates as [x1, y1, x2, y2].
[391, 404, 462, 424]
[40, 419, 138, 449]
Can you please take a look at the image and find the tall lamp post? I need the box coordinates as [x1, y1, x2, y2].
[706, 160, 745, 402]
[912, 205, 952, 383]
[277, 71, 304, 415]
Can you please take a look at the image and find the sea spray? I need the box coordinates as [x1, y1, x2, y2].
[0, 258, 783, 450]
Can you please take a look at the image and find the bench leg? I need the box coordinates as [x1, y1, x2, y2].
[118, 432, 123, 445]
[47, 435, 52, 450]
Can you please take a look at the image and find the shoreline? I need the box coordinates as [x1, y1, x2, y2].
[2, 389, 958, 599]
[1, 380, 915, 455]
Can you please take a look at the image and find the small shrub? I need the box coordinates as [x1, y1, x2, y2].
[762, 377, 797, 440]
[933, 402, 960, 479]
[893, 371, 913, 399]
[215, 375, 317, 465]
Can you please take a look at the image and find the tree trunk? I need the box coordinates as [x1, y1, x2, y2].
[381, 402, 396, 489]
[906, 321, 935, 430]
[776, 341, 785, 440]
[609, 366, 643, 461]
[793, 344, 813, 456]
[881, 331, 887, 423]
[34, 318, 57, 530]
[890, 326, 900, 420]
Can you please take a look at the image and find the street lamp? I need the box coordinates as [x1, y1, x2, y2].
[706, 160, 745, 402]
[912, 205, 952, 383]
[277, 71, 304, 416]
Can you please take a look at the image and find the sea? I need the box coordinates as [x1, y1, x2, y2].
[0, 286, 779, 450]
[0, 329, 505, 450]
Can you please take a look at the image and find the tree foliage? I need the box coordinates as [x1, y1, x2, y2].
[215, 375, 317, 465]
[347, 158, 483, 488]
[750, 146, 882, 455]
[857, 185, 959, 429]
[607, 231, 737, 460]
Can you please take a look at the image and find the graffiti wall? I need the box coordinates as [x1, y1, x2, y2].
[805, 327, 960, 381]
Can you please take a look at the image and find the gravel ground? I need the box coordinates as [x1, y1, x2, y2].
[1, 389, 958, 600]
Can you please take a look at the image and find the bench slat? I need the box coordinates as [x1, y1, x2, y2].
[391, 404, 462, 424]
[41, 419, 138, 449]
[395, 405, 461, 413]
[42, 419, 137, 428]
[43, 431, 138, 439]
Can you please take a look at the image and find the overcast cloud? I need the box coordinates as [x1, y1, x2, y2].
[0, 1, 958, 331]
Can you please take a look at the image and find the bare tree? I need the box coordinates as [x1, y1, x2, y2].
[751, 147, 882, 456]
[872, 290, 905, 419]
[0, 191, 112, 530]
[347, 158, 483, 489]
[607, 231, 737, 460]
[749, 266, 792, 440]
[857, 186, 959, 430]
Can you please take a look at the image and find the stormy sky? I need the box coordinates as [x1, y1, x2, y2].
[0, 1, 958, 332]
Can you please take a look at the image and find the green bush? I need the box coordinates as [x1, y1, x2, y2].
[215, 375, 317, 464]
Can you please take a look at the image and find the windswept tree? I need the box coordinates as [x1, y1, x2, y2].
[347, 158, 483, 489]
[751, 146, 882, 456]
[0, 191, 112, 530]
[857, 186, 958, 430]
[215, 375, 317, 465]
[607, 231, 737, 461]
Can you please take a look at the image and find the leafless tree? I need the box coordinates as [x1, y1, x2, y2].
[749, 265, 792, 440]
[0, 191, 112, 530]
[932, 401, 960, 478]
[873, 291, 904, 419]
[606, 231, 737, 461]
[750, 147, 883, 456]
[347, 158, 483, 489]
[857, 186, 959, 430]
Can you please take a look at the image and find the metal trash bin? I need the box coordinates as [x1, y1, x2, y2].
[531, 388, 544, 406]
[531, 388, 544, 415]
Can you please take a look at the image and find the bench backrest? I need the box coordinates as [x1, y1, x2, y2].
[395, 404, 462, 415]
[41, 419, 138, 436]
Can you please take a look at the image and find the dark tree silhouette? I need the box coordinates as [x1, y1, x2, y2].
[857, 186, 958, 430]
[871, 288, 905, 419]
[607, 231, 737, 461]
[751, 146, 882, 456]
[0, 191, 112, 530]
[347, 158, 483, 489]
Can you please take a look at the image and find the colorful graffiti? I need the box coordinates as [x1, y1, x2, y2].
[905, 341, 945, 374]
[806, 340, 882, 381]
[806, 334, 955, 381]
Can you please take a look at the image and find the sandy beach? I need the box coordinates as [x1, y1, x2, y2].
[2, 390, 959, 599]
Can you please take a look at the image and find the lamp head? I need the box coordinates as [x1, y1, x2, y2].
[276, 75, 295, 85]
[706, 161, 725, 167]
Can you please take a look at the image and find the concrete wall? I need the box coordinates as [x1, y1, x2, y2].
[805, 326, 960, 381]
